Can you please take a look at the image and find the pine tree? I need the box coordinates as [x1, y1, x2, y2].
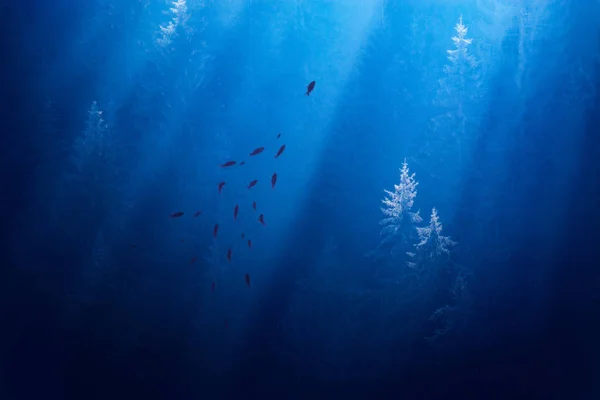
[73, 101, 109, 172]
[439, 16, 478, 101]
[420, 16, 484, 214]
[68, 100, 121, 216]
[412, 207, 456, 265]
[156, 0, 189, 48]
[377, 159, 422, 259]
[446, 16, 476, 71]
[432, 15, 483, 135]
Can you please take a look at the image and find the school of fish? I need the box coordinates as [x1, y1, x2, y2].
[169, 136, 284, 288]
[151, 81, 315, 328]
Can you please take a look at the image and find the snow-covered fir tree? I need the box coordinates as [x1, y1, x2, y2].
[420, 16, 485, 214]
[375, 159, 422, 260]
[73, 101, 109, 171]
[379, 159, 422, 250]
[437, 16, 479, 107]
[431, 15, 483, 141]
[67, 100, 122, 216]
[410, 207, 456, 265]
[156, 0, 189, 47]
[446, 16, 476, 73]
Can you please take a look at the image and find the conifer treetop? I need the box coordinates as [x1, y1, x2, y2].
[380, 158, 422, 229]
[157, 0, 189, 47]
[81, 101, 107, 152]
[447, 15, 476, 68]
[415, 207, 456, 257]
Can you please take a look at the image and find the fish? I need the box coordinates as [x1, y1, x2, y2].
[245, 273, 251, 287]
[240, 161, 245, 165]
[227, 248, 232, 262]
[221, 161, 236, 167]
[306, 80, 315, 96]
[249, 147, 264, 156]
[190, 257, 197, 264]
[271, 173, 277, 188]
[130, 244, 136, 248]
[277, 133, 281, 139]
[234, 204, 239, 220]
[211, 281, 216, 291]
[274, 144, 285, 158]
[247, 179, 258, 189]
[258, 214, 265, 226]
[218, 181, 226, 193]
[193, 211, 202, 217]
[252, 201, 257, 211]
[213, 223, 219, 238]
[248, 239, 252, 249]
[241, 233, 245, 239]
[170, 211, 184, 218]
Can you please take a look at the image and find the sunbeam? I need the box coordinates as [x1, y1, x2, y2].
[4, 0, 600, 397]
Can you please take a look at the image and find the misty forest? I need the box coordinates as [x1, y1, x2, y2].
[2, 0, 600, 398]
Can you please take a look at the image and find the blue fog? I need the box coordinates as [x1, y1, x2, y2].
[2, 0, 600, 398]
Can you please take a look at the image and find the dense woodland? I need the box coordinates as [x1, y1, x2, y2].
[1, 0, 599, 397]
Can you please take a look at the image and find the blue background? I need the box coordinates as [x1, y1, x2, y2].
[2, 0, 600, 398]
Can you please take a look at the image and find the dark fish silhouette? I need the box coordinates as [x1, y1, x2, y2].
[275, 144, 285, 158]
[249, 147, 264, 156]
[277, 133, 281, 139]
[245, 273, 251, 287]
[218, 182, 226, 193]
[171, 211, 184, 218]
[306, 80, 315, 96]
[247, 179, 258, 189]
[193, 211, 202, 217]
[227, 248, 232, 262]
[221, 161, 236, 167]
[213, 223, 219, 238]
[258, 214, 265, 226]
[271, 173, 277, 188]
[234, 204, 239, 220]
[252, 201, 257, 211]
[211, 281, 216, 291]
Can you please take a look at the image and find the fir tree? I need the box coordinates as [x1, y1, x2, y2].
[376, 159, 422, 260]
[73, 101, 109, 172]
[421, 16, 484, 213]
[68, 100, 121, 216]
[446, 17, 476, 71]
[437, 16, 479, 111]
[156, 0, 189, 48]
[411, 207, 456, 265]
[430, 15, 482, 137]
